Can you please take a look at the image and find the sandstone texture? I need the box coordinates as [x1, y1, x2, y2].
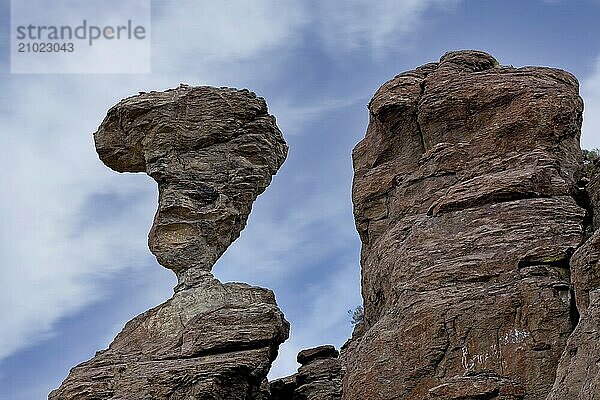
[546, 169, 600, 399]
[50, 86, 289, 400]
[94, 85, 287, 288]
[342, 51, 586, 399]
[546, 290, 600, 400]
[589, 168, 600, 230]
[270, 345, 342, 400]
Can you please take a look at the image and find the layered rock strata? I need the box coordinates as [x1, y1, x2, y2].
[342, 51, 586, 399]
[546, 169, 600, 399]
[546, 290, 600, 400]
[270, 345, 342, 400]
[50, 86, 289, 400]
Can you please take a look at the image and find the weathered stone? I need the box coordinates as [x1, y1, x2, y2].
[297, 345, 339, 365]
[589, 170, 600, 230]
[546, 289, 600, 400]
[94, 85, 287, 288]
[50, 274, 288, 400]
[270, 346, 342, 400]
[343, 51, 585, 400]
[270, 374, 297, 400]
[50, 86, 289, 400]
[571, 229, 600, 313]
[428, 373, 525, 399]
[295, 357, 342, 400]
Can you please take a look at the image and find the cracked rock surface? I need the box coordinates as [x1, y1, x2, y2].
[270, 345, 342, 400]
[50, 86, 289, 400]
[342, 51, 586, 400]
[546, 169, 600, 400]
[94, 85, 287, 288]
[546, 290, 600, 400]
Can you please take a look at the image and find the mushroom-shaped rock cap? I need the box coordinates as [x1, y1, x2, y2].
[439, 50, 500, 72]
[297, 345, 340, 365]
[94, 86, 287, 287]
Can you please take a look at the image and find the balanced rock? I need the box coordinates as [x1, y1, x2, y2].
[342, 51, 585, 399]
[50, 86, 289, 399]
[94, 85, 287, 288]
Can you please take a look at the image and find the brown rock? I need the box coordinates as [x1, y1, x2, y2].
[297, 345, 339, 365]
[295, 357, 342, 400]
[546, 289, 600, 400]
[590, 171, 600, 230]
[428, 373, 525, 399]
[50, 86, 289, 399]
[270, 346, 342, 400]
[50, 275, 288, 400]
[343, 51, 585, 400]
[270, 374, 298, 399]
[94, 85, 287, 288]
[571, 229, 600, 313]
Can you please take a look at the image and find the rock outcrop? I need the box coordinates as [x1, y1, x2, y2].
[270, 345, 342, 400]
[50, 86, 289, 399]
[547, 169, 600, 399]
[546, 289, 600, 400]
[342, 51, 586, 399]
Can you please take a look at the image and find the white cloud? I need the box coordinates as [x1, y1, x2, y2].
[270, 95, 369, 136]
[582, 56, 600, 149]
[215, 178, 357, 284]
[10, 0, 151, 73]
[152, 0, 460, 75]
[314, 0, 459, 56]
[150, 0, 307, 81]
[0, 76, 160, 359]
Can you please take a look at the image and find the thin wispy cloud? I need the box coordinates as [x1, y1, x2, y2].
[314, 0, 459, 56]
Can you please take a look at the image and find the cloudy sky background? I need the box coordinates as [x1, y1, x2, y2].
[1, 1, 599, 399]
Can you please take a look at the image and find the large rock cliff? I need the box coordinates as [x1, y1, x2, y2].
[50, 86, 289, 400]
[342, 50, 589, 399]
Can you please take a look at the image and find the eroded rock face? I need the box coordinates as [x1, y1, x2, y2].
[50, 86, 289, 400]
[94, 85, 287, 288]
[270, 345, 342, 400]
[428, 374, 526, 400]
[546, 290, 600, 400]
[343, 51, 585, 399]
[571, 229, 600, 313]
[546, 169, 600, 399]
[589, 170, 600, 230]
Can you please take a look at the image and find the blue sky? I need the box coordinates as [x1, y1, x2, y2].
[1, 1, 599, 399]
